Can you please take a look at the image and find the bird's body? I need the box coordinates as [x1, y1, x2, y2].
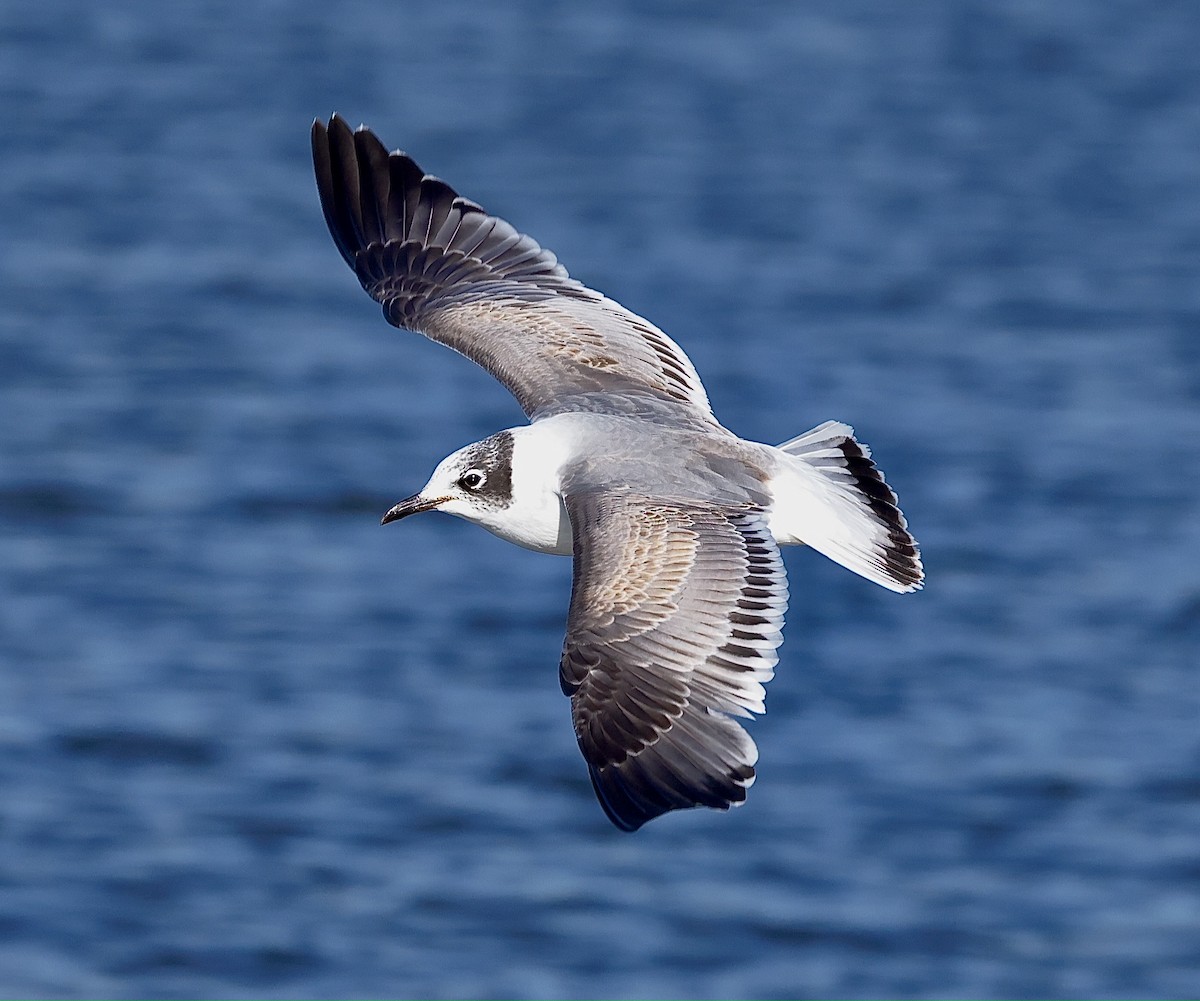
[312, 116, 923, 831]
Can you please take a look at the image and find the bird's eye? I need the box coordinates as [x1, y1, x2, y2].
[458, 469, 486, 491]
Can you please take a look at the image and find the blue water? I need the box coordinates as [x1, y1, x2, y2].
[3, 2, 1199, 997]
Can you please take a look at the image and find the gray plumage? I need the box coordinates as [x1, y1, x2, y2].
[311, 115, 923, 831]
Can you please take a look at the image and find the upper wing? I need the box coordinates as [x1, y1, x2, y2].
[559, 490, 788, 831]
[312, 116, 716, 424]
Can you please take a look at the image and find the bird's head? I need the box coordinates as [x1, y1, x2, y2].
[382, 431, 514, 527]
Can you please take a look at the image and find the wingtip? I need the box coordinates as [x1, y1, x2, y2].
[588, 765, 647, 833]
[313, 112, 345, 133]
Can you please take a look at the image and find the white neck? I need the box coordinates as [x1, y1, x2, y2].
[465, 421, 575, 555]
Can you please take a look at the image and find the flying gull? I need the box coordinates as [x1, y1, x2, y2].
[311, 115, 923, 831]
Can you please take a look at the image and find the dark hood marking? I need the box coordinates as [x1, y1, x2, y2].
[461, 430, 514, 509]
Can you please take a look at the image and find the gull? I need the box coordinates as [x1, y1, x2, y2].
[311, 115, 923, 831]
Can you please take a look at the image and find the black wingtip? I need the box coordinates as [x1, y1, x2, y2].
[589, 765, 646, 832]
[312, 115, 435, 265]
[311, 114, 359, 267]
[310, 115, 580, 335]
[587, 740, 750, 833]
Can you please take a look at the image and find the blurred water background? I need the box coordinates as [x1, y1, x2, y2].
[2, 1, 1199, 997]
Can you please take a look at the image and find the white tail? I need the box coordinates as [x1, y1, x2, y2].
[769, 421, 923, 593]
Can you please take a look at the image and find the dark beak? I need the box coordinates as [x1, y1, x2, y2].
[381, 494, 446, 526]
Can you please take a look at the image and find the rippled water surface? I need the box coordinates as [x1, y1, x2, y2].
[2, 2, 1199, 997]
